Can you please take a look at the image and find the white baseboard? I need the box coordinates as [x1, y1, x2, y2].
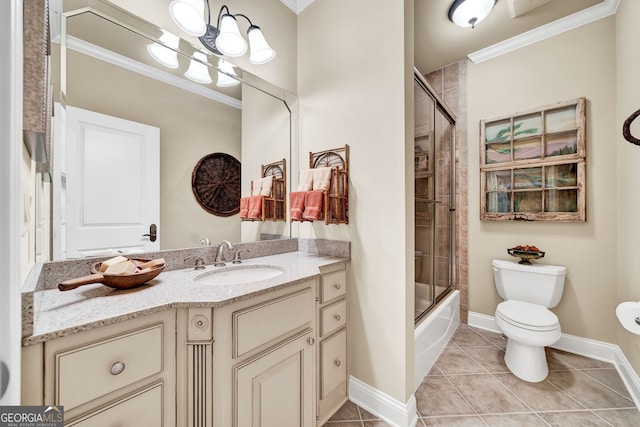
[348, 376, 418, 427]
[468, 311, 640, 409]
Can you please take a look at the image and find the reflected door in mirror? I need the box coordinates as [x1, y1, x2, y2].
[63, 106, 160, 258]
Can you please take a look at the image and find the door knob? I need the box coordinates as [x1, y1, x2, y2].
[142, 224, 157, 242]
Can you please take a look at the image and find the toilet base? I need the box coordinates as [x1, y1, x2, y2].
[504, 339, 549, 382]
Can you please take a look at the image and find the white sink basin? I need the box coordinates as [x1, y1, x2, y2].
[194, 265, 284, 286]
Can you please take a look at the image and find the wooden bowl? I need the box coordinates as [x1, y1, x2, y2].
[58, 259, 165, 291]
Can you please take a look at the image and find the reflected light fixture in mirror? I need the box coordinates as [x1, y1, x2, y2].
[169, 0, 207, 36]
[216, 59, 240, 87]
[147, 30, 180, 69]
[448, 0, 497, 29]
[185, 51, 213, 84]
[170, 0, 276, 64]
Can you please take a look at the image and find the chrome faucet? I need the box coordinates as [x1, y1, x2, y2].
[214, 240, 234, 267]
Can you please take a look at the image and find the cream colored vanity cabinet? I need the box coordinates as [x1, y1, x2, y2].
[24, 310, 176, 426]
[316, 262, 349, 425]
[212, 279, 317, 427]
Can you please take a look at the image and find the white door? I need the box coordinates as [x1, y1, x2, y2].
[65, 106, 160, 258]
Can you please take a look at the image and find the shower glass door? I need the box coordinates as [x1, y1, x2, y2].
[414, 70, 456, 323]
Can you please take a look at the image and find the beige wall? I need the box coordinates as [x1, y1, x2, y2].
[467, 18, 619, 341]
[66, 50, 242, 249]
[298, 0, 415, 403]
[616, 0, 640, 373]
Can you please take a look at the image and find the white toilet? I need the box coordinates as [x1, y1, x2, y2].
[492, 259, 566, 382]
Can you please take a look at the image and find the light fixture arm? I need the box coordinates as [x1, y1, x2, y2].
[196, 1, 275, 64]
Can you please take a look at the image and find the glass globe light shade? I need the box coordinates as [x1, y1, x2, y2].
[169, 0, 206, 36]
[448, 0, 496, 28]
[247, 26, 276, 65]
[215, 14, 247, 57]
[185, 51, 212, 84]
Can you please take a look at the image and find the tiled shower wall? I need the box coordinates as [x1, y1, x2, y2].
[425, 60, 469, 323]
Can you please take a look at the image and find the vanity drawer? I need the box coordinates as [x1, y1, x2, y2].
[320, 300, 346, 337]
[321, 270, 347, 303]
[233, 286, 314, 358]
[320, 329, 347, 399]
[55, 324, 163, 411]
[67, 382, 163, 427]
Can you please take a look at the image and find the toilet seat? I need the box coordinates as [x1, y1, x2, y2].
[496, 300, 559, 332]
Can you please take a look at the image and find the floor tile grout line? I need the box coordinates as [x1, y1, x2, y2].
[439, 370, 486, 419]
[486, 369, 540, 415]
[542, 372, 592, 411]
[578, 368, 636, 402]
[553, 368, 635, 408]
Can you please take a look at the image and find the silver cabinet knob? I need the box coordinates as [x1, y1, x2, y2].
[333, 283, 341, 289]
[110, 361, 126, 375]
[306, 337, 315, 345]
[333, 314, 341, 321]
[334, 359, 341, 367]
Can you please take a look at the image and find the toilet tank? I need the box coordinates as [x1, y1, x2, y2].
[492, 259, 566, 308]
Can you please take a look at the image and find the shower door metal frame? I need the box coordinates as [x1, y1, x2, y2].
[414, 66, 456, 323]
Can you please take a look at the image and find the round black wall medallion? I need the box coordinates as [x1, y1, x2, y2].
[623, 108, 640, 146]
[191, 153, 241, 217]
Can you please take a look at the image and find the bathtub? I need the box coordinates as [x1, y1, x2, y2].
[414, 289, 460, 390]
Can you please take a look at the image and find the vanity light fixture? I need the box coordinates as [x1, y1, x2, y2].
[147, 30, 180, 69]
[216, 59, 240, 88]
[448, 0, 497, 29]
[169, 0, 276, 64]
[169, 0, 207, 37]
[185, 51, 212, 84]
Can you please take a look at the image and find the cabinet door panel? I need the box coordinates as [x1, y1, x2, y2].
[67, 383, 163, 427]
[320, 330, 347, 399]
[233, 287, 313, 358]
[321, 270, 346, 303]
[320, 300, 346, 337]
[235, 330, 314, 427]
[55, 324, 163, 410]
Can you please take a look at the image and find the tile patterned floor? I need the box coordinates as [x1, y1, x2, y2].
[323, 324, 640, 426]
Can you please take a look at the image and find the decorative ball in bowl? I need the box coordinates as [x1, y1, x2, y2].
[507, 245, 545, 265]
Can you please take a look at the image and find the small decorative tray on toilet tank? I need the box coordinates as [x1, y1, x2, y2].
[507, 245, 545, 265]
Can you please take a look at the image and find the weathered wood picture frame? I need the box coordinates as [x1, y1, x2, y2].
[480, 97, 586, 222]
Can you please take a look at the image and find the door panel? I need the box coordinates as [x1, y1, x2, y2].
[234, 331, 314, 427]
[65, 106, 160, 257]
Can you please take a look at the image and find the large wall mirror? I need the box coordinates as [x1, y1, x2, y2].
[46, 0, 296, 259]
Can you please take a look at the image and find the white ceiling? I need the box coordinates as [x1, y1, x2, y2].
[282, 0, 615, 74]
[415, 0, 609, 72]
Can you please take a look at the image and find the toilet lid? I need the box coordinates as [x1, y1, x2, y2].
[497, 300, 559, 331]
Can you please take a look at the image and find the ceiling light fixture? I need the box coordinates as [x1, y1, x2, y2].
[169, 0, 276, 65]
[448, 0, 497, 29]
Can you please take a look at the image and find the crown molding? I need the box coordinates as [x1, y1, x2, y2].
[280, 0, 315, 14]
[468, 0, 620, 63]
[65, 36, 242, 110]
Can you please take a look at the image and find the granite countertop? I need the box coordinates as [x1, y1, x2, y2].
[24, 251, 347, 346]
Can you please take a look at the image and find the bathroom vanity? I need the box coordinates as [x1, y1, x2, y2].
[21, 250, 349, 426]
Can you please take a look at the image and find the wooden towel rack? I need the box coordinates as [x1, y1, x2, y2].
[292, 145, 349, 224]
[243, 158, 287, 222]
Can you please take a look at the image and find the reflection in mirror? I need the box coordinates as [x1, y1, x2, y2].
[48, 0, 295, 259]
